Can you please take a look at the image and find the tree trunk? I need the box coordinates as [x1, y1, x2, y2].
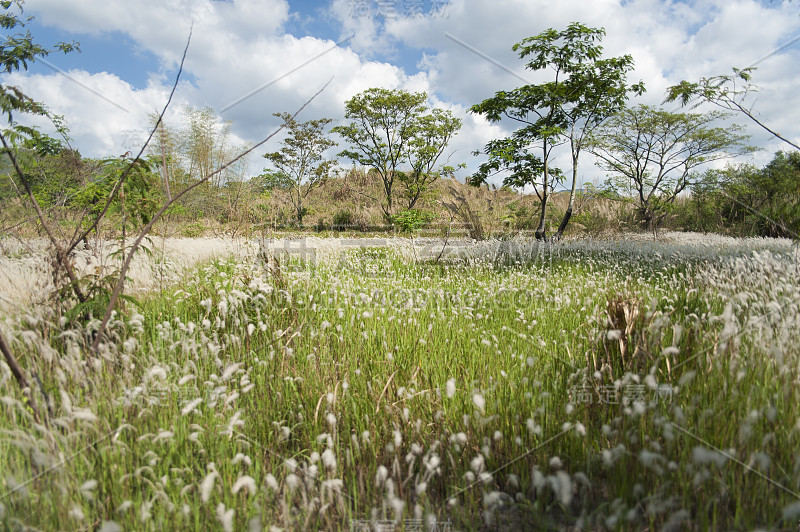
[535, 195, 548, 241]
[555, 155, 580, 241]
[555, 206, 572, 241]
[535, 141, 549, 241]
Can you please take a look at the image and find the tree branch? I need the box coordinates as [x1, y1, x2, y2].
[90, 79, 333, 352]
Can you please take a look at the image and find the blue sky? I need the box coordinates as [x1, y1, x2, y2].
[25, 28, 165, 90]
[23, 1, 451, 90]
[6, 0, 800, 185]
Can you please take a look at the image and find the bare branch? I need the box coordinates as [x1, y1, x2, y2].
[67, 25, 194, 255]
[90, 79, 333, 352]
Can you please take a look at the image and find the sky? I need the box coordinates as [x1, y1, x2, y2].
[4, 0, 800, 188]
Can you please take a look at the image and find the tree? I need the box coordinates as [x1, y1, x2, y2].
[262, 112, 336, 224]
[686, 152, 800, 238]
[399, 107, 461, 210]
[1, 0, 77, 127]
[471, 25, 637, 239]
[332, 88, 459, 218]
[471, 23, 645, 240]
[666, 68, 800, 238]
[470, 71, 566, 240]
[590, 105, 754, 230]
[545, 33, 645, 239]
[719, 152, 799, 237]
[468, 134, 563, 237]
[665, 67, 800, 152]
[182, 106, 233, 189]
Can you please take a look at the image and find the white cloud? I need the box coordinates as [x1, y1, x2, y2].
[6, 0, 800, 184]
[3, 70, 197, 155]
[385, 0, 800, 179]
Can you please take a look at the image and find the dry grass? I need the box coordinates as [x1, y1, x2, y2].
[0, 237, 258, 316]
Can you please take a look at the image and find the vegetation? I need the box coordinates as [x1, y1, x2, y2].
[681, 151, 800, 237]
[665, 67, 800, 152]
[3, 238, 800, 530]
[332, 88, 461, 219]
[261, 113, 337, 225]
[1, 7, 800, 531]
[470, 23, 645, 241]
[590, 105, 754, 231]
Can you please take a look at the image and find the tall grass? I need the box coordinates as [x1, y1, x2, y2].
[1, 235, 798, 530]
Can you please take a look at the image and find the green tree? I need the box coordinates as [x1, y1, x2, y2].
[1, 0, 79, 210]
[399, 107, 461, 210]
[468, 135, 563, 238]
[333, 88, 459, 218]
[666, 67, 799, 236]
[470, 76, 565, 240]
[1, 0, 77, 127]
[471, 23, 644, 240]
[262, 112, 336, 224]
[694, 152, 800, 237]
[590, 105, 754, 230]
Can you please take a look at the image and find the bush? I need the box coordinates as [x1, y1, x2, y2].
[332, 210, 354, 230]
[181, 221, 206, 238]
[391, 209, 434, 232]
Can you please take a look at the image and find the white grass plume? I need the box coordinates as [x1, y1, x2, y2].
[201, 467, 219, 503]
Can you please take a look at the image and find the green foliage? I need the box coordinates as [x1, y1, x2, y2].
[262, 113, 337, 224]
[682, 152, 800, 237]
[591, 104, 754, 230]
[470, 22, 644, 239]
[0, 1, 79, 208]
[504, 202, 538, 230]
[59, 268, 140, 324]
[333, 88, 459, 217]
[181, 220, 206, 238]
[0, 0, 78, 128]
[74, 156, 160, 232]
[2, 147, 87, 206]
[390, 208, 434, 232]
[398, 109, 461, 210]
[332, 209, 354, 229]
[253, 169, 290, 192]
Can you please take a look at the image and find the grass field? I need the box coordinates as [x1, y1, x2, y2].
[1, 234, 799, 530]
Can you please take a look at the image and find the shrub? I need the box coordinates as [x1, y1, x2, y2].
[391, 209, 434, 232]
[332, 210, 354, 230]
[180, 221, 206, 238]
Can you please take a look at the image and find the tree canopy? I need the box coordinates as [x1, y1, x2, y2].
[590, 104, 754, 230]
[470, 22, 644, 240]
[332, 88, 460, 218]
[262, 112, 337, 224]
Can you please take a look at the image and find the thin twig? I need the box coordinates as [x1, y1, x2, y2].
[91, 79, 333, 352]
[67, 25, 194, 255]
